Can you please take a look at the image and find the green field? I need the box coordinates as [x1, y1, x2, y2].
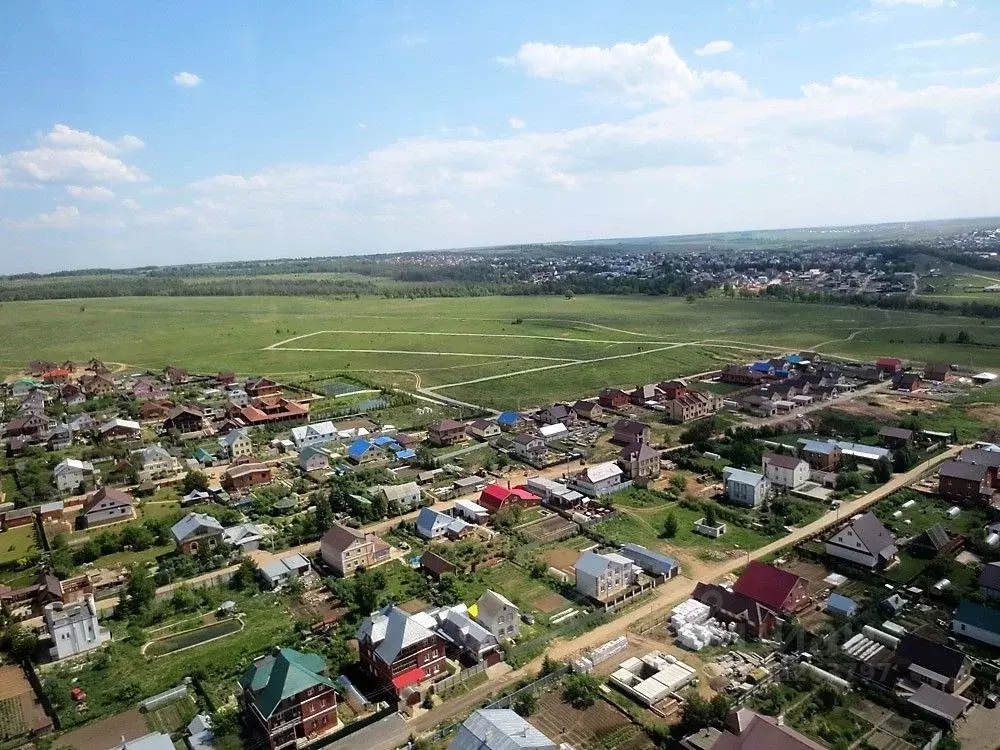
[0, 525, 38, 565]
[5, 295, 1000, 409]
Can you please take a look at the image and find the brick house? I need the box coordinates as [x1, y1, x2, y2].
[164, 366, 189, 385]
[663, 388, 720, 423]
[732, 562, 809, 615]
[163, 405, 204, 433]
[692, 582, 778, 639]
[938, 460, 992, 505]
[597, 388, 630, 409]
[356, 606, 447, 696]
[223, 463, 272, 493]
[617, 441, 660, 482]
[630, 383, 661, 405]
[612, 419, 651, 446]
[924, 363, 953, 382]
[798, 439, 842, 471]
[719, 365, 762, 387]
[892, 372, 922, 392]
[80, 373, 115, 397]
[240, 648, 339, 750]
[876, 357, 903, 376]
[572, 400, 603, 421]
[319, 524, 391, 577]
[478, 484, 541, 513]
[428, 420, 466, 447]
[171, 512, 225, 555]
[246, 377, 281, 398]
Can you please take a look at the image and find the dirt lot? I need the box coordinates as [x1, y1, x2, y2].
[533, 592, 572, 614]
[966, 403, 1000, 422]
[54, 709, 147, 750]
[541, 547, 579, 575]
[956, 705, 1000, 750]
[528, 691, 655, 750]
[400, 598, 431, 614]
[876, 394, 944, 414]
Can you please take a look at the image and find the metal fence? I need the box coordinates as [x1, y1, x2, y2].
[484, 665, 570, 710]
[435, 662, 487, 695]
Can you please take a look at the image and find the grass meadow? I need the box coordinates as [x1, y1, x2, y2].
[4, 295, 1000, 408]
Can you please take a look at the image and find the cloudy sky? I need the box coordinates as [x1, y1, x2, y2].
[1, 0, 998, 273]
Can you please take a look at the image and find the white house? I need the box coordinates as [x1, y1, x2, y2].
[538, 423, 569, 442]
[953, 600, 1000, 648]
[373, 482, 422, 511]
[467, 420, 501, 440]
[722, 467, 771, 507]
[259, 553, 312, 589]
[136, 444, 181, 482]
[52, 458, 97, 493]
[825, 512, 898, 569]
[453, 499, 490, 524]
[475, 590, 519, 641]
[567, 462, 631, 498]
[290, 421, 337, 450]
[416, 507, 453, 539]
[43, 594, 111, 660]
[761, 453, 810, 489]
[574, 550, 638, 602]
[218, 429, 253, 459]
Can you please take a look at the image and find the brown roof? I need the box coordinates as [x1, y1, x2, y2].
[420, 550, 457, 577]
[614, 419, 648, 436]
[82, 486, 135, 514]
[321, 524, 366, 555]
[762, 452, 805, 470]
[714, 711, 824, 750]
[226, 462, 270, 478]
[432, 419, 465, 431]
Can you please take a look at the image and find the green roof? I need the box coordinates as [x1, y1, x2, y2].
[240, 648, 334, 718]
[955, 599, 1000, 636]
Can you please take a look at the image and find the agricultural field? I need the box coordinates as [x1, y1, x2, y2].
[0, 525, 38, 565]
[4, 295, 1000, 409]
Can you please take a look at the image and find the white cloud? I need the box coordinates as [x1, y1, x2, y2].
[872, 0, 950, 6]
[694, 40, 734, 56]
[508, 117, 527, 130]
[0, 124, 148, 186]
[121, 198, 140, 210]
[503, 35, 748, 105]
[66, 185, 115, 201]
[801, 75, 898, 97]
[895, 31, 984, 50]
[118, 134, 145, 151]
[12, 205, 82, 229]
[173, 71, 202, 87]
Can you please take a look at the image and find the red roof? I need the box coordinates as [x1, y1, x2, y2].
[480, 484, 509, 504]
[479, 484, 540, 511]
[509, 487, 540, 502]
[877, 357, 902, 367]
[44, 368, 70, 377]
[732, 562, 806, 614]
[391, 666, 426, 691]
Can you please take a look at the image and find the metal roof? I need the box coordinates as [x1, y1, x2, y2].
[449, 710, 555, 750]
[723, 467, 768, 487]
[954, 599, 1000, 635]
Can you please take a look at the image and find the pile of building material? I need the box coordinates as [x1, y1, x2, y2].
[573, 635, 628, 673]
[609, 652, 697, 707]
[670, 599, 710, 630]
[677, 618, 739, 651]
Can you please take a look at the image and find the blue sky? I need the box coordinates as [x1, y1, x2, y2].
[1, 0, 998, 272]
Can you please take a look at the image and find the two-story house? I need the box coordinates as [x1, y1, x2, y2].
[240, 648, 339, 750]
[356, 606, 447, 696]
[319, 524, 391, 576]
[99, 418, 141, 441]
[825, 512, 898, 569]
[798, 439, 842, 471]
[732, 562, 809, 615]
[598, 388, 630, 409]
[290, 421, 337, 450]
[373, 482, 422, 511]
[896, 634, 972, 694]
[163, 405, 204, 433]
[79, 486, 135, 528]
[219, 428, 254, 460]
[428, 420, 466, 447]
[939, 458, 994, 506]
[136, 444, 181, 482]
[617, 441, 660, 482]
[567, 462, 630, 498]
[574, 551, 638, 602]
[474, 590, 519, 642]
[52, 458, 97, 494]
[611, 419, 651, 446]
[44, 594, 111, 661]
[761, 453, 810, 490]
[510, 433, 547, 464]
[723, 467, 771, 508]
[223, 463, 272, 493]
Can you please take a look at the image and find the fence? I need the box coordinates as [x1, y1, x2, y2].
[434, 662, 487, 695]
[484, 665, 570, 710]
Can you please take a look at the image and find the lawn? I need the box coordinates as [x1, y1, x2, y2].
[6, 295, 1000, 405]
[143, 695, 198, 735]
[42, 591, 297, 729]
[0, 525, 38, 565]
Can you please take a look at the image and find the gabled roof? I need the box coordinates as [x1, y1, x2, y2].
[496, 411, 521, 425]
[377, 482, 420, 501]
[240, 647, 333, 718]
[613, 419, 648, 435]
[762, 452, 805, 470]
[347, 439, 374, 459]
[577, 462, 623, 483]
[958, 447, 1000, 468]
[799, 439, 839, 455]
[476, 589, 517, 620]
[171, 512, 224, 543]
[940, 459, 989, 481]
[843, 512, 896, 556]
[82, 486, 134, 514]
[619, 441, 658, 463]
[724, 467, 768, 487]
[449, 709, 555, 750]
[100, 417, 140, 432]
[980, 561, 1000, 591]
[732, 562, 805, 613]
[220, 428, 250, 447]
[512, 433, 543, 446]
[574, 550, 632, 577]
[878, 427, 914, 440]
[714, 710, 823, 750]
[897, 633, 967, 679]
[416, 507, 452, 536]
[954, 599, 1000, 635]
[357, 606, 437, 664]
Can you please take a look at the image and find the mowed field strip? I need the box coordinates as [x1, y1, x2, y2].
[5, 295, 1000, 408]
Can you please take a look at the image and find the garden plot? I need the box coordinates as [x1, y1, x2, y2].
[522, 515, 578, 545]
[528, 691, 655, 750]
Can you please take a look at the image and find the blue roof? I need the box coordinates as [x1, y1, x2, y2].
[347, 439, 373, 459]
[750, 362, 773, 373]
[785, 354, 802, 364]
[497, 411, 519, 425]
[193, 448, 214, 460]
[395, 448, 417, 460]
[955, 599, 1000, 635]
[827, 593, 857, 614]
[373, 435, 397, 447]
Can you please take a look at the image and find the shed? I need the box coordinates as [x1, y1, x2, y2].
[826, 593, 857, 618]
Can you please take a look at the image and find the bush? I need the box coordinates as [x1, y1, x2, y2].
[562, 674, 600, 709]
[513, 691, 538, 717]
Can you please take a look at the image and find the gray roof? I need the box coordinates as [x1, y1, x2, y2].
[377, 482, 420, 501]
[575, 550, 630, 577]
[846, 512, 897, 556]
[939, 460, 988, 481]
[477, 589, 517, 620]
[365, 606, 437, 664]
[448, 710, 556, 750]
[114, 733, 175, 750]
[958, 447, 1000, 468]
[907, 684, 969, 722]
[171, 512, 224, 543]
[724, 467, 768, 487]
[980, 561, 1000, 591]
